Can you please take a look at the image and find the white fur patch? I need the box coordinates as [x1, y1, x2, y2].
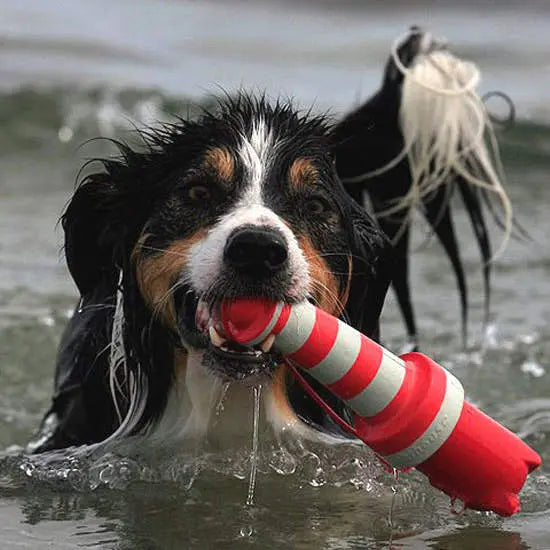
[238, 118, 273, 205]
[148, 351, 350, 446]
[147, 350, 224, 442]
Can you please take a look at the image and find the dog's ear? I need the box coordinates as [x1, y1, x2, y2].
[62, 171, 128, 296]
[63, 127, 200, 297]
[343, 201, 394, 340]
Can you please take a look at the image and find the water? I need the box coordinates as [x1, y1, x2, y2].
[246, 385, 262, 507]
[1, 0, 550, 548]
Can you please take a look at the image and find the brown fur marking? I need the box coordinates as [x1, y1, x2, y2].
[269, 364, 300, 422]
[299, 235, 345, 316]
[289, 158, 317, 188]
[134, 230, 206, 326]
[341, 255, 353, 309]
[203, 147, 234, 181]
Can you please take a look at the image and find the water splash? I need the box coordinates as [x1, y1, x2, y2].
[246, 384, 262, 506]
[238, 525, 254, 538]
[483, 322, 499, 350]
[215, 382, 231, 418]
[295, 441, 327, 488]
[450, 497, 467, 515]
[520, 357, 546, 378]
[269, 445, 297, 476]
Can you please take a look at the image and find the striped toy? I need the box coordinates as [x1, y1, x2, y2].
[221, 298, 541, 517]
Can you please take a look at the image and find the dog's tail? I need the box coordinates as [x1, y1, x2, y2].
[331, 27, 516, 348]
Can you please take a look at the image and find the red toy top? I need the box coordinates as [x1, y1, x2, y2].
[221, 298, 281, 343]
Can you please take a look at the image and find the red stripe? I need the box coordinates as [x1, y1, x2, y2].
[354, 352, 447, 456]
[289, 364, 360, 439]
[327, 335, 384, 400]
[272, 304, 291, 335]
[287, 307, 338, 368]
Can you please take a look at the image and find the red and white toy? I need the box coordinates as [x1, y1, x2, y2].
[221, 298, 541, 517]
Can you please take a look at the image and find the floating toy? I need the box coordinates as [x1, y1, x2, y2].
[220, 298, 541, 517]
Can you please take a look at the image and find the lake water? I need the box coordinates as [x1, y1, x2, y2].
[1, 1, 549, 548]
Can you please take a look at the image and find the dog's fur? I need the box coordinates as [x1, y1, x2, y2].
[27, 28, 507, 453]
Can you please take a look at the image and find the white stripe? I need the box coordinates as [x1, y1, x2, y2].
[382, 369, 465, 468]
[307, 320, 362, 385]
[275, 302, 316, 355]
[248, 302, 284, 346]
[345, 348, 406, 417]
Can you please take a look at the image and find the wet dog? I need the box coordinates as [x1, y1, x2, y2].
[28, 28, 509, 453]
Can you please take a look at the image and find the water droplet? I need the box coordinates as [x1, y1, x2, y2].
[520, 359, 545, 378]
[19, 461, 35, 477]
[239, 525, 253, 538]
[38, 314, 55, 327]
[519, 333, 537, 346]
[269, 448, 297, 475]
[215, 382, 231, 417]
[99, 464, 115, 485]
[450, 497, 466, 515]
[246, 385, 261, 506]
[483, 323, 499, 348]
[469, 351, 483, 366]
[309, 468, 327, 487]
[387, 478, 398, 548]
[58, 126, 74, 143]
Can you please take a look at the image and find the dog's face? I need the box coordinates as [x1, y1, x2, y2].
[63, 96, 390, 388]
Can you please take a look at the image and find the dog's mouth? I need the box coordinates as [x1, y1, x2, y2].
[174, 286, 281, 382]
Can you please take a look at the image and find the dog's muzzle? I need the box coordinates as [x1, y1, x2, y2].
[176, 225, 294, 382]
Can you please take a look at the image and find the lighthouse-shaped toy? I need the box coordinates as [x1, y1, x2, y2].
[220, 298, 541, 517]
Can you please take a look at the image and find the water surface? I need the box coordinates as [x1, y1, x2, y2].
[1, 1, 549, 548]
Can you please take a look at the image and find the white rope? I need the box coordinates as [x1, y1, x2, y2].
[345, 30, 513, 256]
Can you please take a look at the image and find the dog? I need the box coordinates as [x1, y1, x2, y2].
[27, 28, 510, 453]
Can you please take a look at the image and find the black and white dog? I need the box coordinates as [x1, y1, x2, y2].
[28, 28, 510, 453]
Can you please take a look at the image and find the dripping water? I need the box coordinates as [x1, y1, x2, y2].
[246, 384, 262, 506]
[215, 382, 231, 418]
[387, 468, 399, 549]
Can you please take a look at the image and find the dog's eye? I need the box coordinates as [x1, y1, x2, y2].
[306, 197, 330, 216]
[187, 184, 211, 202]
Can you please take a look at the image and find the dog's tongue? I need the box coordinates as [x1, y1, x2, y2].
[220, 298, 278, 344]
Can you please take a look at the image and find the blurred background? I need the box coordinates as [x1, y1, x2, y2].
[1, 1, 550, 549]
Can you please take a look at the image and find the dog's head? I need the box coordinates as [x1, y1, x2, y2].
[62, 94, 391, 429]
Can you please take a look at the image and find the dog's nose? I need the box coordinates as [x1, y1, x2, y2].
[224, 227, 288, 276]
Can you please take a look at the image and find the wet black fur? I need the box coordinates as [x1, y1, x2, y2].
[28, 94, 393, 452]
